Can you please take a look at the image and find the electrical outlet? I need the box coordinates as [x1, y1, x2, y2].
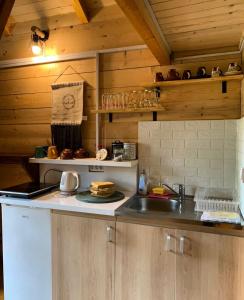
[89, 165, 104, 172]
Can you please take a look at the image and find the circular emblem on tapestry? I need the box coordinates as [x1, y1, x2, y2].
[63, 94, 75, 110]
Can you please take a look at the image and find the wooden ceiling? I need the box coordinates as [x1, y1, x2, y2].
[149, 0, 244, 53]
[1, 0, 244, 63]
[10, 0, 116, 23]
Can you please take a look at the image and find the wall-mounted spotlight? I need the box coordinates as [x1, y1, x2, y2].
[31, 26, 49, 56]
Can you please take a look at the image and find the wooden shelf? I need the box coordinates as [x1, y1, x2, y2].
[29, 157, 138, 168]
[144, 74, 244, 88]
[91, 107, 165, 114]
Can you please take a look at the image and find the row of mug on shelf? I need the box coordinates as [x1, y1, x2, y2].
[35, 145, 89, 159]
[155, 62, 242, 82]
[101, 89, 161, 110]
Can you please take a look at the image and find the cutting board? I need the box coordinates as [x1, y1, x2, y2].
[76, 191, 125, 203]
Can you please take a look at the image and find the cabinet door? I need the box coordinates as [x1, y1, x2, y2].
[52, 213, 115, 300]
[115, 222, 176, 300]
[175, 230, 244, 300]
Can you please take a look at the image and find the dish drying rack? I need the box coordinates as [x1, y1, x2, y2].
[194, 187, 239, 212]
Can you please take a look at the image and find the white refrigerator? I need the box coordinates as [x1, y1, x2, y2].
[2, 204, 52, 300]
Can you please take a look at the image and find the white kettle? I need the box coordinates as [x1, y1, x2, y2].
[60, 171, 80, 195]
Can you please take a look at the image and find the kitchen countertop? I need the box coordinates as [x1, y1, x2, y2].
[116, 196, 244, 237]
[0, 189, 133, 216]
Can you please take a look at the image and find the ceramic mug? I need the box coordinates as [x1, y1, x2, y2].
[47, 146, 58, 159]
[167, 69, 180, 80]
[197, 66, 207, 78]
[227, 62, 241, 72]
[35, 146, 48, 158]
[74, 148, 88, 159]
[211, 66, 222, 77]
[182, 70, 191, 80]
[154, 72, 164, 82]
[60, 148, 73, 160]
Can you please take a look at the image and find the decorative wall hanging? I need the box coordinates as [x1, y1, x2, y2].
[51, 65, 85, 153]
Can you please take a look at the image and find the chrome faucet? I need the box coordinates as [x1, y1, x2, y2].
[161, 183, 185, 203]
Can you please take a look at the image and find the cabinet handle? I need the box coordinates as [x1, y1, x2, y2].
[179, 236, 185, 255]
[107, 226, 113, 243]
[165, 234, 172, 252]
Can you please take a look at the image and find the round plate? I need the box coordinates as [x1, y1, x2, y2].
[224, 71, 242, 76]
[96, 149, 108, 161]
[76, 191, 125, 203]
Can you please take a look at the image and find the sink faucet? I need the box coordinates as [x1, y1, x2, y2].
[161, 183, 185, 203]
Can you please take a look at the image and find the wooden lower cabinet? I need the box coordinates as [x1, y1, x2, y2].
[175, 229, 244, 300]
[115, 222, 176, 300]
[115, 222, 244, 300]
[52, 212, 115, 300]
[52, 214, 244, 300]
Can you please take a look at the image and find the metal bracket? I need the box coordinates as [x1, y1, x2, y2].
[152, 111, 157, 121]
[155, 86, 161, 98]
[108, 113, 113, 123]
[222, 81, 227, 93]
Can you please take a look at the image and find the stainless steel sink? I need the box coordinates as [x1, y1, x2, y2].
[127, 196, 180, 213]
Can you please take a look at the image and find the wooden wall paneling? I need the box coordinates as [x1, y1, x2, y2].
[3, 6, 124, 38]
[0, 164, 32, 188]
[0, 16, 143, 60]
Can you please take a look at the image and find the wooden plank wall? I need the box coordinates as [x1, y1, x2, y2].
[0, 48, 241, 186]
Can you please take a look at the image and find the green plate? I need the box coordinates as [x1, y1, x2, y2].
[76, 191, 125, 203]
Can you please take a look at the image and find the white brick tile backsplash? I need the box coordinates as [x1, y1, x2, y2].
[210, 177, 224, 188]
[173, 167, 197, 177]
[198, 130, 211, 139]
[198, 149, 223, 159]
[210, 160, 224, 170]
[173, 148, 197, 159]
[198, 167, 222, 178]
[139, 120, 237, 192]
[185, 158, 209, 168]
[161, 121, 185, 131]
[185, 139, 210, 149]
[161, 139, 185, 149]
[161, 158, 185, 169]
[211, 139, 224, 149]
[210, 120, 225, 130]
[173, 130, 197, 139]
[185, 176, 210, 187]
[160, 149, 173, 159]
[224, 139, 236, 150]
[224, 150, 236, 160]
[160, 129, 173, 139]
[185, 120, 210, 130]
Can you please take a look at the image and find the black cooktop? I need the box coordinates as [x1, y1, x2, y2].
[0, 182, 59, 199]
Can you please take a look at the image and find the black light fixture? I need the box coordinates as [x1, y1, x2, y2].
[31, 26, 49, 56]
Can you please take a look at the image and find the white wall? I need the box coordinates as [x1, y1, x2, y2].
[138, 120, 237, 195]
[236, 117, 244, 215]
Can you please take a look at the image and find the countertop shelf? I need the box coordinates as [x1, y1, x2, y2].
[143, 74, 244, 88]
[29, 157, 138, 168]
[91, 107, 165, 114]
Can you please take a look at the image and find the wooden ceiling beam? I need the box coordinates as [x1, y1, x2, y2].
[72, 0, 89, 24]
[114, 0, 170, 65]
[0, 0, 15, 39]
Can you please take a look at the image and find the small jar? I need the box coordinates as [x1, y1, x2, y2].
[123, 143, 137, 160]
[112, 141, 124, 160]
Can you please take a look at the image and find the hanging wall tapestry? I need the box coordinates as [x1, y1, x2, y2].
[51, 81, 84, 153]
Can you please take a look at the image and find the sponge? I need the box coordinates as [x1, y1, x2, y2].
[152, 187, 166, 195]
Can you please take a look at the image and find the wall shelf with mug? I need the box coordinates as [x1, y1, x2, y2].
[143, 74, 244, 94]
